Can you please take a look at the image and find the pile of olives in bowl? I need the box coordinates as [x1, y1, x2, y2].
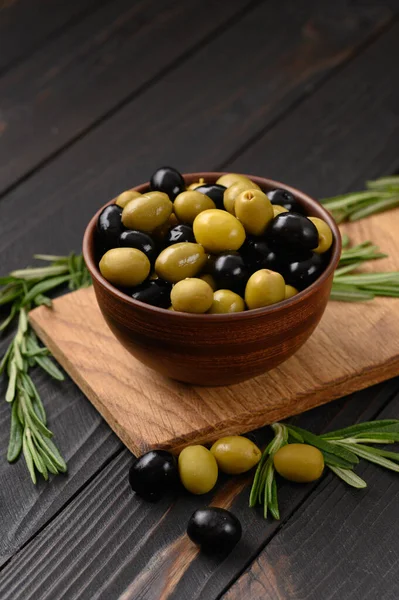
[95, 167, 333, 313]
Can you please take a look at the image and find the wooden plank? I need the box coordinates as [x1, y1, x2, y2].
[0, 0, 255, 195]
[0, 0, 395, 195]
[0, 0, 106, 73]
[29, 206, 399, 456]
[0, 8, 399, 580]
[0, 381, 397, 599]
[222, 398, 399, 600]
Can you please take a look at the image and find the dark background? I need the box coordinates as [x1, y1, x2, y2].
[0, 1, 399, 599]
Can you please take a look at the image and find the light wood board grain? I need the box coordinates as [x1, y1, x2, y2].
[29, 209, 399, 456]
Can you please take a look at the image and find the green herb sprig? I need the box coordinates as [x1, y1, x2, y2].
[0, 253, 91, 482]
[250, 419, 399, 518]
[321, 176, 399, 223]
[330, 236, 399, 302]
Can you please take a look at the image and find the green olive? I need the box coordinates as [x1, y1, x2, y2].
[216, 173, 258, 188]
[178, 445, 218, 494]
[308, 217, 333, 253]
[122, 192, 172, 232]
[223, 180, 261, 215]
[245, 269, 285, 309]
[272, 204, 289, 218]
[155, 242, 207, 282]
[273, 443, 324, 482]
[152, 213, 179, 242]
[174, 191, 216, 224]
[171, 278, 214, 313]
[200, 274, 217, 291]
[99, 247, 150, 287]
[193, 209, 246, 253]
[208, 289, 245, 314]
[115, 189, 141, 208]
[210, 436, 261, 474]
[285, 284, 298, 299]
[235, 189, 273, 236]
[187, 177, 206, 190]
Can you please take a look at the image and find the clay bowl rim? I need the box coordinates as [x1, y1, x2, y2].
[83, 172, 341, 321]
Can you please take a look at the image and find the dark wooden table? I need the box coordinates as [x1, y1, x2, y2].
[1, 1, 399, 598]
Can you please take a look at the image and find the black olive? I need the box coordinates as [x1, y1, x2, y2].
[165, 224, 195, 246]
[96, 205, 124, 251]
[265, 213, 318, 253]
[150, 166, 185, 200]
[212, 252, 250, 295]
[130, 279, 172, 308]
[280, 251, 324, 290]
[193, 184, 226, 209]
[187, 508, 242, 554]
[119, 230, 157, 265]
[129, 450, 179, 502]
[267, 188, 305, 214]
[240, 236, 271, 271]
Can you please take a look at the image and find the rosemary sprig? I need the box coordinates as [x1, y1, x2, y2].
[321, 175, 399, 223]
[250, 419, 399, 519]
[0, 253, 91, 482]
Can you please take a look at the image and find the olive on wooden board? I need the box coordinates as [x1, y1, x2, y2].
[130, 279, 172, 308]
[187, 508, 242, 554]
[164, 224, 196, 246]
[265, 213, 318, 253]
[273, 443, 324, 483]
[193, 184, 226, 209]
[212, 252, 249, 295]
[129, 450, 179, 501]
[150, 166, 185, 200]
[267, 188, 304, 213]
[96, 205, 124, 250]
[119, 230, 157, 265]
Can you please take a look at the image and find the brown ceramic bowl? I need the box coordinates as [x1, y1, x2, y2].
[83, 173, 341, 386]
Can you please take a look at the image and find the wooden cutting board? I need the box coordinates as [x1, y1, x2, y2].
[29, 209, 399, 456]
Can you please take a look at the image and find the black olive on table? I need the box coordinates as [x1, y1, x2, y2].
[150, 166, 185, 200]
[129, 450, 179, 502]
[267, 188, 305, 214]
[193, 184, 227, 209]
[280, 251, 324, 290]
[119, 230, 157, 265]
[212, 252, 250, 295]
[130, 279, 172, 308]
[165, 224, 196, 246]
[265, 212, 318, 253]
[96, 205, 124, 251]
[187, 508, 242, 554]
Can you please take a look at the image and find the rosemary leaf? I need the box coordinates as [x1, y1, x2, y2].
[7, 401, 23, 462]
[321, 420, 399, 440]
[335, 442, 399, 473]
[328, 466, 367, 489]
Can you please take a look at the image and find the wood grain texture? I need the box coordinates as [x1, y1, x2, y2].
[0, 380, 397, 600]
[0, 0, 106, 73]
[30, 207, 399, 456]
[0, 0, 253, 194]
[222, 399, 399, 600]
[0, 0, 395, 195]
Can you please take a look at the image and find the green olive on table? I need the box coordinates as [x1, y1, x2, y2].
[235, 189, 274, 236]
[115, 189, 142, 208]
[223, 180, 261, 215]
[308, 217, 333, 253]
[99, 247, 150, 287]
[216, 173, 258, 189]
[171, 278, 214, 313]
[122, 192, 172, 232]
[178, 445, 218, 494]
[155, 242, 207, 282]
[208, 289, 245, 314]
[193, 209, 245, 253]
[272, 204, 289, 217]
[174, 190, 216, 224]
[273, 443, 324, 483]
[284, 284, 298, 299]
[210, 436, 261, 474]
[245, 269, 285, 309]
